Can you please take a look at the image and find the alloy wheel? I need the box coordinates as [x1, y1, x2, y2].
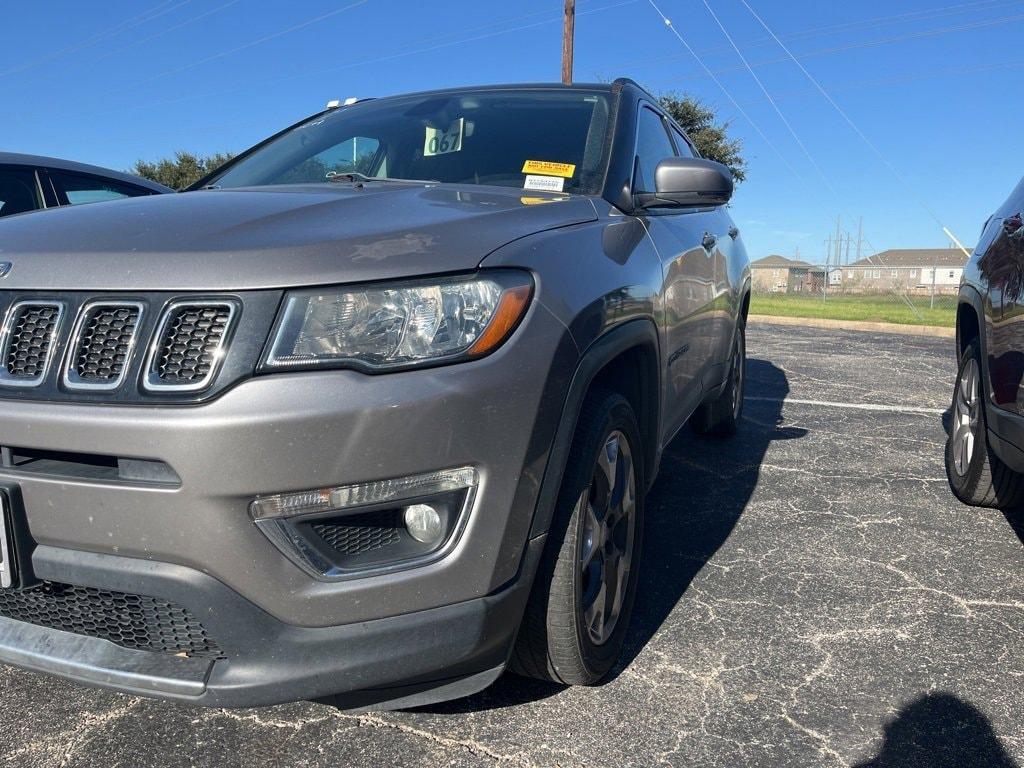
[952, 357, 980, 476]
[731, 332, 745, 418]
[577, 430, 637, 646]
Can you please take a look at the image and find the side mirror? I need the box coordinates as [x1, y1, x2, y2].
[637, 157, 733, 209]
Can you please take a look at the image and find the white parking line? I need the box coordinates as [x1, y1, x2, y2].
[747, 396, 945, 416]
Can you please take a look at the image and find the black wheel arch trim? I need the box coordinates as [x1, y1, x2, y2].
[527, 318, 661, 539]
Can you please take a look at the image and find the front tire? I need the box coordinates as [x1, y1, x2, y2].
[512, 389, 645, 685]
[945, 339, 1024, 509]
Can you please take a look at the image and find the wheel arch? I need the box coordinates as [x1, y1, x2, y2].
[956, 292, 982, 359]
[528, 319, 661, 538]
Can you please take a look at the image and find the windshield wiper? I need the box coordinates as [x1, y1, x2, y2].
[325, 171, 438, 185]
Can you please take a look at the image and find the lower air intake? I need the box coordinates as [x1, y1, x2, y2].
[0, 581, 224, 660]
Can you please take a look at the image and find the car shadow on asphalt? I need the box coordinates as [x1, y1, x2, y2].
[413, 359, 802, 713]
[852, 692, 1019, 767]
[1004, 507, 1024, 546]
[612, 357, 805, 677]
[942, 404, 1024, 547]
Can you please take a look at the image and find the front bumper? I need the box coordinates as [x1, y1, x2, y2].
[0, 301, 577, 703]
[0, 539, 543, 708]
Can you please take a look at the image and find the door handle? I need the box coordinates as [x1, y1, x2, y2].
[729, 226, 740, 240]
[701, 232, 717, 251]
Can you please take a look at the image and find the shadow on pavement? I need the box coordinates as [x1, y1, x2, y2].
[614, 358, 804, 674]
[1004, 507, 1024, 546]
[854, 692, 1019, 768]
[415, 358, 801, 711]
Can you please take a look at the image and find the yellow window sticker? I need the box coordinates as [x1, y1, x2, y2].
[521, 160, 576, 178]
[424, 118, 464, 157]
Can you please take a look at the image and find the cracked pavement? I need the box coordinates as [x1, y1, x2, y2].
[0, 323, 1021, 767]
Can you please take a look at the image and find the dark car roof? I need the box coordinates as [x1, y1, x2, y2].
[336, 79, 645, 105]
[0, 152, 173, 194]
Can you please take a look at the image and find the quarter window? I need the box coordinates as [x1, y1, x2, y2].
[633, 107, 677, 194]
[669, 125, 695, 158]
[49, 171, 153, 206]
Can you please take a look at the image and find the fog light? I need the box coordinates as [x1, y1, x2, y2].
[404, 503, 444, 543]
[250, 466, 478, 580]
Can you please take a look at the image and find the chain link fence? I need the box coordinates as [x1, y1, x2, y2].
[749, 257, 962, 327]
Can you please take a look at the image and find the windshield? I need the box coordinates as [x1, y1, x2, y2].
[209, 88, 613, 196]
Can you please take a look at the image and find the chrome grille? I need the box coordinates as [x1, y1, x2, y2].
[65, 302, 143, 389]
[0, 301, 62, 385]
[146, 301, 235, 391]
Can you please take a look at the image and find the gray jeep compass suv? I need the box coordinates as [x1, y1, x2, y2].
[0, 79, 750, 708]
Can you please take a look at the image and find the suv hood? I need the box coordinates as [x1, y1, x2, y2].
[0, 184, 597, 291]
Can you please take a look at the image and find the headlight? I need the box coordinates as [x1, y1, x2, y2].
[262, 272, 533, 372]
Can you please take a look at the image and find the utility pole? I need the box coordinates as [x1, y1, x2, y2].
[834, 215, 842, 267]
[856, 217, 863, 263]
[823, 235, 831, 302]
[561, 0, 575, 85]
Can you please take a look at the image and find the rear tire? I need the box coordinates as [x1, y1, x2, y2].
[945, 339, 1024, 509]
[512, 389, 645, 685]
[692, 322, 746, 437]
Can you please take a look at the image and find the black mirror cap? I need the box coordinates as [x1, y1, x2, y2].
[639, 157, 734, 209]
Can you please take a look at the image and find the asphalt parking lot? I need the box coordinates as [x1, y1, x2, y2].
[0, 322, 1021, 767]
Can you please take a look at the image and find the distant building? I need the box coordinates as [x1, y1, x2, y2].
[750, 255, 824, 294]
[841, 248, 969, 295]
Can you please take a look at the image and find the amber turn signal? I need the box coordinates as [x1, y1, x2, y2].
[468, 285, 533, 357]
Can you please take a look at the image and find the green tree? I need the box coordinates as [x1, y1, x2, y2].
[658, 93, 746, 183]
[131, 151, 235, 190]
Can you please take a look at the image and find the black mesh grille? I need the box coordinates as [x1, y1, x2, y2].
[312, 510, 402, 555]
[5, 304, 59, 379]
[0, 581, 223, 659]
[73, 305, 140, 382]
[153, 304, 232, 385]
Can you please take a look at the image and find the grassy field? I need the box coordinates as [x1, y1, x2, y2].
[751, 292, 956, 327]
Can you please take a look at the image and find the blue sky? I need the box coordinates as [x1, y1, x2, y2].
[1, 0, 1017, 260]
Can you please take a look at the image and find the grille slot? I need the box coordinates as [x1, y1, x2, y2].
[147, 301, 235, 391]
[0, 581, 223, 659]
[0, 302, 62, 385]
[65, 302, 143, 389]
[311, 510, 403, 556]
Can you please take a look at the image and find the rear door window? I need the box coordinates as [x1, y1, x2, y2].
[49, 171, 154, 206]
[0, 167, 43, 218]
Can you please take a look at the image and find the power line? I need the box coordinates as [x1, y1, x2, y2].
[685, 3, 905, 282]
[121, 0, 371, 92]
[737, 0, 962, 247]
[8, 0, 638, 129]
[0, 0, 191, 79]
[645, 0, 806, 182]
[697, 0, 840, 201]
[712, 59, 1024, 107]
[93, 0, 243, 63]
[625, 7, 1024, 79]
